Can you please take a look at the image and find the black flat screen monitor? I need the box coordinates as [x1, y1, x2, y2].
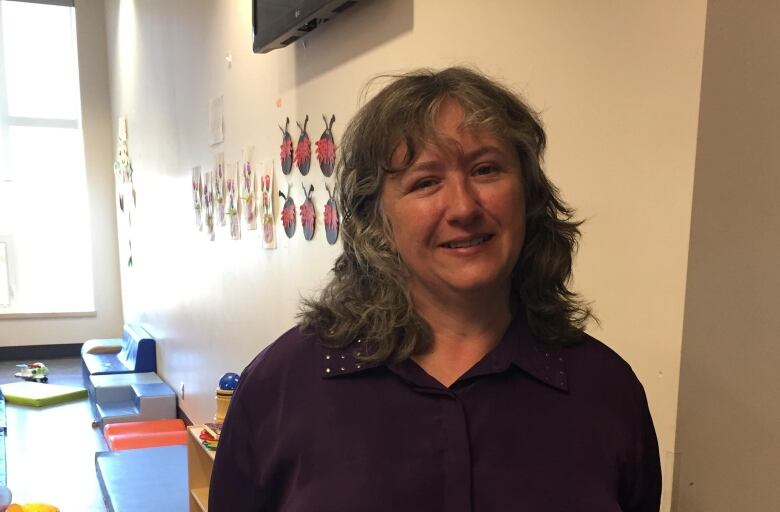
[252, 0, 362, 54]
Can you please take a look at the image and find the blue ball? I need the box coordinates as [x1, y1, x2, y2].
[218, 372, 240, 390]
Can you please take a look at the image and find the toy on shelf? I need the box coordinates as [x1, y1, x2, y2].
[13, 363, 48, 384]
[215, 372, 239, 424]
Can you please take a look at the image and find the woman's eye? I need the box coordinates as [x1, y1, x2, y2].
[410, 178, 437, 191]
[474, 165, 498, 176]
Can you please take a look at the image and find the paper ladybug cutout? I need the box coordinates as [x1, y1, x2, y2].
[279, 117, 294, 175]
[300, 183, 316, 241]
[279, 185, 296, 239]
[295, 115, 312, 176]
[316, 114, 336, 177]
[323, 183, 339, 245]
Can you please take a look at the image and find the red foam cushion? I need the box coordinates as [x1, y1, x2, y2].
[107, 430, 188, 450]
[103, 418, 185, 437]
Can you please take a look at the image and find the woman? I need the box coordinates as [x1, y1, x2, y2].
[209, 67, 661, 511]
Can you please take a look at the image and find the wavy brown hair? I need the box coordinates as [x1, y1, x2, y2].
[299, 67, 592, 363]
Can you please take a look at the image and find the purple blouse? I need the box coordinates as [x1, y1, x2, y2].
[209, 312, 661, 511]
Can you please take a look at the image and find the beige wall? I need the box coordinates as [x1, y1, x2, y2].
[673, 0, 780, 509]
[103, 2, 707, 508]
[0, 0, 123, 346]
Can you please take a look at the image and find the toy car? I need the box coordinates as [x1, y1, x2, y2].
[14, 362, 48, 383]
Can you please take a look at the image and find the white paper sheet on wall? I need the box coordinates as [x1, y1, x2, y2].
[209, 96, 224, 146]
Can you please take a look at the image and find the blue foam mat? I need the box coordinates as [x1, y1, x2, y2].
[96, 444, 188, 512]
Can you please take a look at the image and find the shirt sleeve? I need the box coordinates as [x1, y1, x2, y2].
[208, 367, 263, 512]
[621, 376, 663, 512]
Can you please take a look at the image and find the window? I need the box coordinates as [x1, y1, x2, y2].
[0, 0, 94, 314]
[0, 239, 9, 306]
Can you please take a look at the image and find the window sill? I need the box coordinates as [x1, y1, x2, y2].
[0, 311, 97, 320]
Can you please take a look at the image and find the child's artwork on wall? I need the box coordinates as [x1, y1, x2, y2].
[317, 115, 336, 177]
[241, 146, 257, 230]
[324, 183, 339, 245]
[209, 95, 224, 146]
[192, 166, 202, 230]
[203, 170, 215, 241]
[295, 115, 311, 176]
[214, 152, 226, 226]
[279, 118, 293, 175]
[300, 183, 316, 241]
[279, 184, 296, 239]
[260, 160, 276, 249]
[226, 162, 240, 240]
[113, 116, 135, 266]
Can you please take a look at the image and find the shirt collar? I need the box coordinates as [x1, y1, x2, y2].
[319, 310, 569, 393]
[320, 338, 376, 377]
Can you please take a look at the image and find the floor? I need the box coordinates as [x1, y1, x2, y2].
[0, 357, 108, 511]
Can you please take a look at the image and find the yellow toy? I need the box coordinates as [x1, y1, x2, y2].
[6, 504, 60, 512]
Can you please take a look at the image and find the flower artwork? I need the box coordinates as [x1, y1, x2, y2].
[316, 115, 336, 177]
[279, 118, 294, 176]
[226, 162, 240, 240]
[324, 183, 339, 245]
[279, 184, 296, 239]
[261, 162, 276, 249]
[192, 166, 203, 230]
[203, 171, 215, 241]
[113, 116, 135, 266]
[214, 152, 226, 226]
[295, 115, 311, 176]
[241, 146, 257, 230]
[300, 183, 316, 241]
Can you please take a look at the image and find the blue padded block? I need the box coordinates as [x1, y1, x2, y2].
[132, 383, 175, 398]
[82, 324, 156, 378]
[96, 444, 187, 512]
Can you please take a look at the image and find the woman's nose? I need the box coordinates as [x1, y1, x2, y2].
[444, 178, 481, 225]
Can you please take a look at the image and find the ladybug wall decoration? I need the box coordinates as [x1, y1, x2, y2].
[279, 117, 294, 175]
[300, 183, 316, 241]
[316, 114, 336, 177]
[295, 115, 312, 176]
[279, 184, 296, 239]
[323, 183, 339, 245]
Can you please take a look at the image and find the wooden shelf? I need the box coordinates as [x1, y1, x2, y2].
[191, 487, 209, 511]
[188, 425, 216, 511]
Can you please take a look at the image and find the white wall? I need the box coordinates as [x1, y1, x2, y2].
[0, 0, 123, 346]
[103, 2, 707, 507]
[673, 0, 780, 509]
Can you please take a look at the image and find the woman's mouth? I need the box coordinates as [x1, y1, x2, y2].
[441, 235, 493, 249]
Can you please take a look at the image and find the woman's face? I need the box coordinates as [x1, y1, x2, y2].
[381, 99, 526, 304]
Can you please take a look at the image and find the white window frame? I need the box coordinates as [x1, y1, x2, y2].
[0, 236, 15, 308]
[0, 0, 95, 316]
[0, 0, 79, 180]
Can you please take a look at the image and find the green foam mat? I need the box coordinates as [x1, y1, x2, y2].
[0, 381, 88, 407]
